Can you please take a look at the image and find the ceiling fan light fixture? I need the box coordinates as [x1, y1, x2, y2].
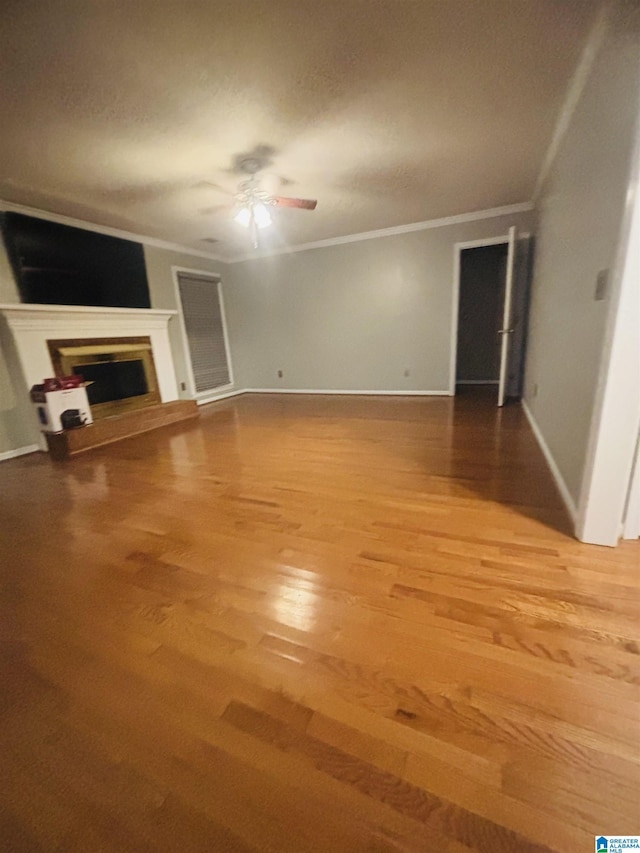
[234, 206, 252, 228]
[252, 202, 272, 229]
[234, 201, 272, 230]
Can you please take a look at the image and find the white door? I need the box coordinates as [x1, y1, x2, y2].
[497, 225, 517, 407]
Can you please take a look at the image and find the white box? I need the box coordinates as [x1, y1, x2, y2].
[32, 386, 93, 434]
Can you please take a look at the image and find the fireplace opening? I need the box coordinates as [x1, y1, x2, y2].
[47, 336, 161, 419]
[74, 359, 148, 405]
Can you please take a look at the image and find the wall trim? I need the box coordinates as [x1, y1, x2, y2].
[0, 198, 225, 262]
[622, 434, 640, 539]
[522, 400, 577, 523]
[1, 197, 534, 266]
[196, 388, 246, 406]
[244, 388, 450, 397]
[196, 388, 451, 402]
[228, 203, 534, 263]
[0, 444, 41, 463]
[456, 380, 499, 385]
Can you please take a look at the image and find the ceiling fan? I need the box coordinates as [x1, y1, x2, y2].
[232, 157, 317, 248]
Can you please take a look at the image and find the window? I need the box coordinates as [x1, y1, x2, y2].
[175, 271, 232, 394]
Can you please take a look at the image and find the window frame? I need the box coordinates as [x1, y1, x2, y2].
[171, 266, 234, 398]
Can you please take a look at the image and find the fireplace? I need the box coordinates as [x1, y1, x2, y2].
[0, 303, 182, 452]
[47, 336, 161, 419]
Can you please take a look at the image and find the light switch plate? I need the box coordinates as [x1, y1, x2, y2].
[595, 269, 609, 301]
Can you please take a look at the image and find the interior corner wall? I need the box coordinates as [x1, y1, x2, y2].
[523, 0, 640, 512]
[226, 209, 533, 393]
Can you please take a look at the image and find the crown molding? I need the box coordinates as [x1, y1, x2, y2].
[226, 202, 535, 263]
[0, 198, 226, 263]
[533, 3, 609, 201]
[0, 197, 535, 267]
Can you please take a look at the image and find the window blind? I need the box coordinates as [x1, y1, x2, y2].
[177, 273, 231, 393]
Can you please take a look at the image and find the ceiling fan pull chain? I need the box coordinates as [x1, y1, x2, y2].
[251, 208, 259, 250]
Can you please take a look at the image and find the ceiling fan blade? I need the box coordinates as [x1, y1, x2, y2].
[273, 196, 317, 210]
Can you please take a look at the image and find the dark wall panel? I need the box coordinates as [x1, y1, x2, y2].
[1, 212, 150, 309]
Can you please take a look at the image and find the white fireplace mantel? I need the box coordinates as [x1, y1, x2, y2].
[0, 303, 177, 332]
[0, 303, 180, 408]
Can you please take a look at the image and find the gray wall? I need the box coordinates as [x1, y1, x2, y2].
[524, 1, 640, 507]
[456, 244, 507, 382]
[0, 208, 533, 457]
[227, 209, 533, 392]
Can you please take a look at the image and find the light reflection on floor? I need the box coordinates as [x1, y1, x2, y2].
[270, 577, 320, 633]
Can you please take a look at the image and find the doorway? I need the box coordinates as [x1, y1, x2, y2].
[450, 230, 531, 405]
[455, 242, 507, 397]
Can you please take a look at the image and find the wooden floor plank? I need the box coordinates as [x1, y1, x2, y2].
[1, 390, 638, 851]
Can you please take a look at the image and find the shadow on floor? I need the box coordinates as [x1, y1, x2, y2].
[432, 385, 573, 537]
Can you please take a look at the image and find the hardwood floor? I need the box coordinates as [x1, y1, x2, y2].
[0, 390, 638, 852]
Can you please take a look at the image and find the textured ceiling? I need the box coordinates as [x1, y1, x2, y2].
[0, 0, 599, 259]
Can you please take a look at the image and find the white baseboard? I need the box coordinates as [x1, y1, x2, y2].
[243, 388, 450, 396]
[522, 400, 577, 522]
[457, 380, 499, 385]
[195, 388, 247, 406]
[0, 443, 41, 463]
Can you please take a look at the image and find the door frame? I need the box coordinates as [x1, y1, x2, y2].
[449, 235, 510, 396]
[622, 433, 640, 539]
